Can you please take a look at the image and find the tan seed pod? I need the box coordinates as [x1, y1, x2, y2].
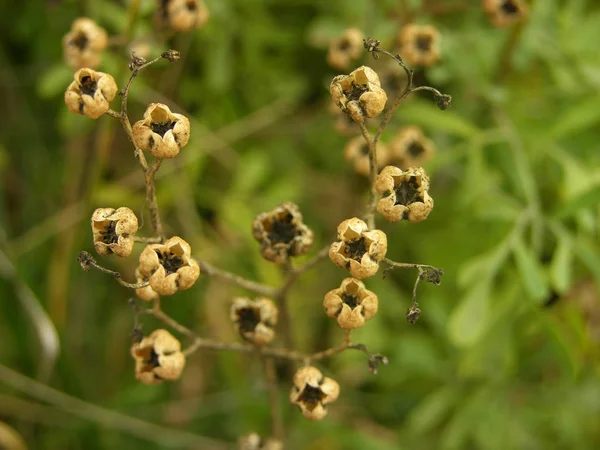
[63, 18, 108, 69]
[398, 24, 441, 67]
[130, 329, 185, 385]
[91, 207, 138, 257]
[65, 68, 118, 119]
[330, 66, 387, 123]
[138, 236, 200, 296]
[344, 135, 390, 177]
[133, 103, 191, 159]
[327, 28, 364, 70]
[389, 126, 435, 169]
[158, 0, 210, 32]
[329, 218, 387, 279]
[324, 277, 378, 329]
[375, 166, 434, 222]
[231, 297, 278, 346]
[238, 433, 283, 450]
[482, 0, 528, 27]
[135, 268, 160, 302]
[290, 366, 340, 421]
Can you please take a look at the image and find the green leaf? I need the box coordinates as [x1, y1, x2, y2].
[512, 237, 551, 304]
[397, 101, 480, 138]
[555, 183, 600, 218]
[448, 282, 491, 347]
[550, 94, 600, 139]
[37, 64, 72, 99]
[550, 235, 573, 294]
[407, 387, 457, 434]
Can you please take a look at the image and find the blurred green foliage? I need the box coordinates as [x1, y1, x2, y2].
[1, 0, 600, 449]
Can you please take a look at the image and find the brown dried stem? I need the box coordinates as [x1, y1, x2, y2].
[76, 251, 149, 289]
[262, 356, 284, 441]
[198, 260, 277, 297]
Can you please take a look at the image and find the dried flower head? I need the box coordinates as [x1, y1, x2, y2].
[0, 421, 27, 450]
[238, 433, 283, 450]
[130, 329, 185, 385]
[324, 278, 378, 329]
[375, 166, 434, 222]
[290, 366, 340, 421]
[483, 0, 528, 27]
[65, 68, 118, 119]
[389, 126, 435, 169]
[133, 103, 191, 159]
[252, 202, 314, 265]
[91, 207, 138, 257]
[63, 18, 108, 69]
[329, 218, 387, 279]
[330, 66, 387, 123]
[135, 268, 159, 302]
[327, 28, 364, 70]
[398, 24, 441, 67]
[159, 0, 210, 32]
[138, 236, 200, 296]
[344, 135, 390, 177]
[231, 297, 278, 346]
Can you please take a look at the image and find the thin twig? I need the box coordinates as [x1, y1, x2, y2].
[262, 356, 284, 441]
[198, 260, 277, 297]
[133, 236, 163, 244]
[77, 251, 149, 289]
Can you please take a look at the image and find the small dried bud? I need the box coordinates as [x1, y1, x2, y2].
[330, 66, 387, 123]
[423, 268, 444, 285]
[138, 236, 200, 296]
[65, 68, 118, 119]
[132, 103, 191, 159]
[91, 207, 138, 257]
[128, 52, 147, 72]
[130, 329, 185, 385]
[323, 278, 378, 329]
[290, 366, 340, 421]
[434, 93, 452, 110]
[329, 218, 387, 279]
[77, 251, 95, 271]
[375, 166, 434, 223]
[161, 49, 181, 62]
[398, 24, 441, 67]
[363, 37, 381, 55]
[62, 18, 108, 69]
[406, 305, 422, 324]
[231, 297, 278, 346]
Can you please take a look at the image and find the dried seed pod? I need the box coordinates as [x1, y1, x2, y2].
[231, 297, 278, 346]
[389, 126, 435, 169]
[329, 218, 387, 279]
[324, 278, 378, 329]
[63, 17, 108, 69]
[290, 366, 340, 421]
[91, 207, 138, 257]
[252, 202, 314, 265]
[344, 135, 390, 177]
[375, 166, 434, 223]
[130, 329, 185, 385]
[238, 433, 283, 450]
[398, 24, 441, 67]
[158, 0, 210, 32]
[327, 28, 364, 70]
[138, 236, 200, 296]
[132, 103, 191, 159]
[135, 267, 159, 302]
[330, 66, 387, 123]
[483, 0, 528, 27]
[65, 68, 118, 119]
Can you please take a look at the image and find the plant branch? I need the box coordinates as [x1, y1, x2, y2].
[198, 260, 277, 297]
[76, 251, 149, 289]
[262, 356, 284, 441]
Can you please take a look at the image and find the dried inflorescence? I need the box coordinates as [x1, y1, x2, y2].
[135, 267, 160, 302]
[238, 433, 283, 450]
[329, 218, 387, 279]
[344, 135, 390, 177]
[327, 28, 364, 70]
[130, 329, 185, 385]
[290, 366, 340, 421]
[231, 297, 278, 346]
[389, 126, 435, 169]
[330, 66, 387, 123]
[158, 0, 210, 32]
[324, 278, 378, 329]
[65, 68, 118, 119]
[138, 236, 200, 296]
[375, 166, 434, 222]
[483, 0, 528, 27]
[63, 18, 108, 69]
[252, 202, 314, 265]
[133, 103, 191, 159]
[398, 24, 441, 67]
[91, 207, 138, 257]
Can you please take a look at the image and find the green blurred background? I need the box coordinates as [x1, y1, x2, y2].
[1, 0, 600, 448]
